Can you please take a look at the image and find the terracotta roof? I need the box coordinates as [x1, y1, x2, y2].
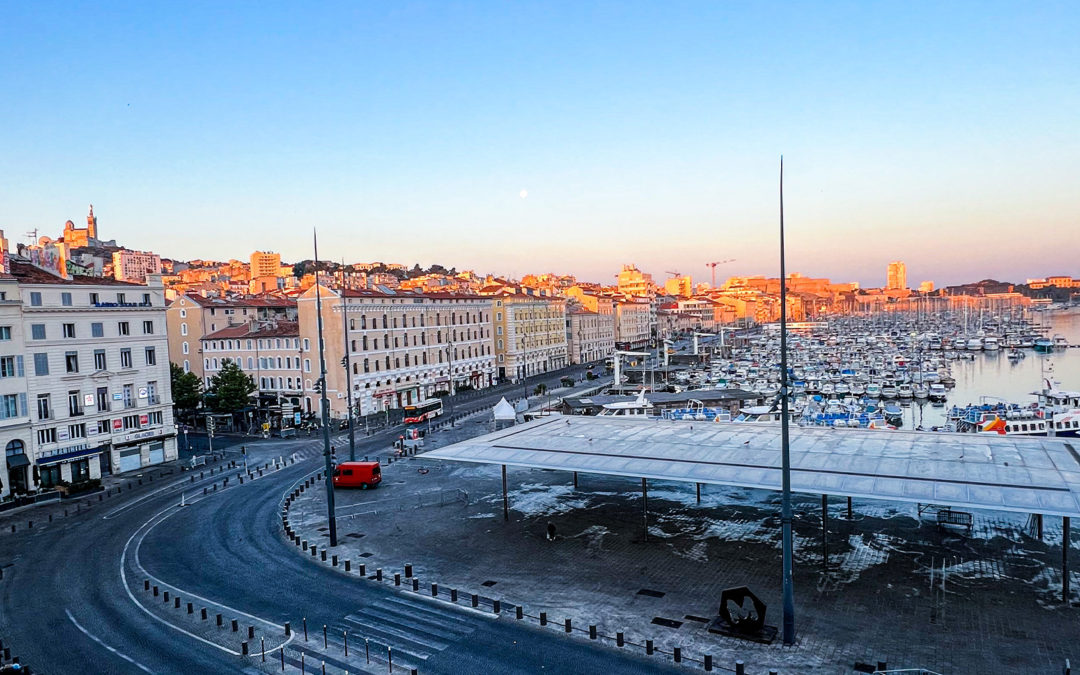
[173, 294, 296, 309]
[340, 288, 485, 301]
[9, 260, 143, 286]
[202, 320, 299, 340]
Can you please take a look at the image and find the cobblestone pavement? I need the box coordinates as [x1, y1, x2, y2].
[291, 413, 1080, 674]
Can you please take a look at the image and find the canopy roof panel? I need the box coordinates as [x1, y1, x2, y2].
[425, 417, 1080, 517]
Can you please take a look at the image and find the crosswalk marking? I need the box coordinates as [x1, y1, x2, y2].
[337, 595, 478, 667]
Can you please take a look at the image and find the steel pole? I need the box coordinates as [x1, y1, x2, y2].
[314, 232, 338, 547]
[779, 156, 796, 645]
[341, 264, 356, 461]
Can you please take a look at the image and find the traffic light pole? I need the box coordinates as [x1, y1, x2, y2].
[313, 232, 338, 547]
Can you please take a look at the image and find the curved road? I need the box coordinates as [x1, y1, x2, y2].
[0, 376, 674, 674]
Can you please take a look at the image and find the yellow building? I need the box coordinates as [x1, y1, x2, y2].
[886, 261, 907, 290]
[250, 251, 282, 278]
[614, 298, 651, 350]
[664, 275, 693, 298]
[490, 292, 568, 382]
[616, 264, 656, 296]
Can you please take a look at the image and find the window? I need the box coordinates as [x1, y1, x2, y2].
[182, 341, 189, 355]
[31, 324, 45, 340]
[147, 381, 158, 404]
[37, 394, 51, 420]
[179, 308, 187, 318]
[143, 320, 154, 334]
[117, 293, 126, 304]
[303, 338, 310, 351]
[95, 420, 111, 434]
[183, 360, 190, 373]
[304, 359, 311, 373]
[63, 323, 76, 338]
[246, 357, 253, 369]
[123, 414, 140, 430]
[65, 351, 79, 373]
[142, 293, 151, 305]
[69, 423, 86, 439]
[94, 349, 106, 370]
[68, 391, 83, 416]
[96, 387, 109, 411]
[148, 411, 163, 426]
[0, 356, 15, 378]
[61, 292, 72, 306]
[118, 321, 130, 336]
[89, 292, 99, 305]
[0, 394, 20, 420]
[145, 347, 156, 366]
[89, 322, 104, 338]
[0, 326, 9, 341]
[180, 323, 188, 336]
[29, 292, 42, 306]
[120, 349, 132, 368]
[33, 353, 49, 375]
[37, 428, 56, 444]
[123, 384, 134, 408]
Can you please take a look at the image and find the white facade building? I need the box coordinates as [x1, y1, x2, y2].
[12, 260, 177, 483]
[112, 249, 163, 283]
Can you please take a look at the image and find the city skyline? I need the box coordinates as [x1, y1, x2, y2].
[2, 3, 1078, 286]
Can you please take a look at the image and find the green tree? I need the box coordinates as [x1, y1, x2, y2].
[206, 359, 257, 413]
[170, 362, 204, 417]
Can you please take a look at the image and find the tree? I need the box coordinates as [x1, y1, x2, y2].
[170, 362, 203, 417]
[206, 359, 257, 413]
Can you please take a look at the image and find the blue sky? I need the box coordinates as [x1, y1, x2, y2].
[1, 1, 1077, 286]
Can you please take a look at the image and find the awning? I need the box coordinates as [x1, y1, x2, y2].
[6, 453, 29, 469]
[113, 431, 177, 449]
[37, 445, 108, 466]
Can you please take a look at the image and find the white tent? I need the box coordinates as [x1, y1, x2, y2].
[492, 397, 516, 421]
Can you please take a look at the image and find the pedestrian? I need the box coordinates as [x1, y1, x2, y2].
[546, 522, 557, 541]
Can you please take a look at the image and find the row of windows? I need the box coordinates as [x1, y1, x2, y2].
[28, 320, 155, 340]
[348, 348, 491, 374]
[346, 311, 488, 331]
[28, 290, 153, 307]
[35, 410, 164, 445]
[204, 337, 302, 351]
[348, 330, 488, 352]
[32, 347, 157, 375]
[205, 357, 311, 372]
[35, 383, 160, 421]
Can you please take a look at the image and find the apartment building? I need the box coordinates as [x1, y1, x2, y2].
[614, 298, 651, 350]
[566, 306, 615, 365]
[250, 251, 282, 278]
[200, 320, 302, 403]
[112, 249, 163, 283]
[491, 293, 568, 381]
[297, 286, 497, 418]
[10, 260, 176, 483]
[166, 294, 297, 380]
[0, 276, 31, 498]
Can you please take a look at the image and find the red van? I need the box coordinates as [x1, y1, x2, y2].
[332, 462, 382, 489]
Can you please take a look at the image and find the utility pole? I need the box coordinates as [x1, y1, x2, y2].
[779, 156, 796, 645]
[341, 262, 356, 461]
[313, 232, 338, 547]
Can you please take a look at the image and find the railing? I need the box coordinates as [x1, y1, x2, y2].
[148, 395, 161, 405]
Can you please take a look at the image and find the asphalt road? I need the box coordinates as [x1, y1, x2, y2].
[0, 372, 674, 674]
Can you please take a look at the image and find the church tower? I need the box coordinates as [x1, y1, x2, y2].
[86, 204, 97, 241]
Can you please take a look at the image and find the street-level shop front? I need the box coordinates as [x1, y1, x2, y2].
[109, 429, 178, 475]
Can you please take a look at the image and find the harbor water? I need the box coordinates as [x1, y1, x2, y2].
[901, 309, 1080, 429]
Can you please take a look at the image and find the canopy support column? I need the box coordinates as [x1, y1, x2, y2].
[696, 482, 701, 504]
[847, 496, 853, 520]
[501, 464, 509, 522]
[573, 471, 578, 489]
[1064, 516, 1071, 604]
[821, 494, 829, 571]
[642, 477, 649, 542]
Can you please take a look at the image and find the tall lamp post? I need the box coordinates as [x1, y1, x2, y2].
[340, 264, 356, 461]
[779, 157, 795, 645]
[313, 232, 338, 547]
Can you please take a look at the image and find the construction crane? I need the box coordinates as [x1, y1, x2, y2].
[664, 270, 681, 279]
[705, 259, 736, 288]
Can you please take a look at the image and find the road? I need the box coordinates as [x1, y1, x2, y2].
[0, 370, 674, 674]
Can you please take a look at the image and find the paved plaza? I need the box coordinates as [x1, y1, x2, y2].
[291, 414, 1080, 674]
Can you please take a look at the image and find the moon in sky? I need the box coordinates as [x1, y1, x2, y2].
[519, 189, 528, 199]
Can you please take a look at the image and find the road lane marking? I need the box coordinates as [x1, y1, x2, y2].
[66, 608, 155, 673]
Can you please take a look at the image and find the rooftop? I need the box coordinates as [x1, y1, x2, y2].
[202, 320, 300, 340]
[9, 260, 143, 286]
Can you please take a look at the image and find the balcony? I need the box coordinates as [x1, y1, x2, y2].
[148, 395, 161, 405]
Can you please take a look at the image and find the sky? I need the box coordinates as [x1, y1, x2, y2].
[1, 1, 1077, 287]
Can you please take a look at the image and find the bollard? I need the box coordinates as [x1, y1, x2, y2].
[589, 624, 597, 640]
[405, 563, 413, 578]
[188, 602, 194, 614]
[163, 591, 170, 603]
[332, 555, 338, 567]
[540, 612, 547, 626]
[617, 631, 624, 647]
[493, 599, 501, 614]
[516, 605, 523, 620]
[344, 631, 348, 657]
[431, 583, 438, 597]
[303, 617, 308, 641]
[285, 622, 291, 637]
[646, 639, 654, 655]
[9, 524, 14, 533]
[144, 579, 150, 591]
[201, 608, 208, 620]
[471, 594, 478, 608]
[344, 560, 351, 572]
[394, 573, 401, 586]
[311, 546, 318, 557]
[878, 663, 887, 672]
[248, 625, 255, 639]
[674, 647, 681, 663]
[262, 637, 266, 662]
[704, 655, 712, 672]
[412, 578, 419, 592]
[564, 618, 572, 633]
[323, 624, 328, 648]
[376, 568, 383, 581]
[735, 661, 744, 675]
[241, 641, 248, 656]
[216, 613, 223, 627]
[451, 588, 458, 602]
[174, 597, 181, 609]
[153, 585, 159, 597]
[359, 563, 366, 576]
[320, 550, 327, 562]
